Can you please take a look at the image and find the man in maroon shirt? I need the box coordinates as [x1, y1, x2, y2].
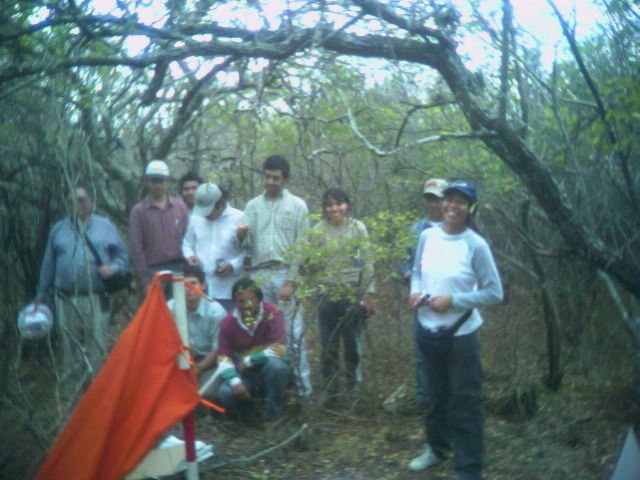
[214, 278, 291, 420]
[129, 160, 189, 293]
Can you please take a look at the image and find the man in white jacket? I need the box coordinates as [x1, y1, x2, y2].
[183, 183, 245, 311]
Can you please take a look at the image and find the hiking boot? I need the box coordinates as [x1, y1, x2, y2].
[407, 445, 443, 471]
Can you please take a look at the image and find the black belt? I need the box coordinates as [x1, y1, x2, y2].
[149, 259, 185, 269]
[56, 289, 105, 297]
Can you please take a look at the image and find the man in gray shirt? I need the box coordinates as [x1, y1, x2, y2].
[37, 183, 128, 381]
[167, 263, 226, 392]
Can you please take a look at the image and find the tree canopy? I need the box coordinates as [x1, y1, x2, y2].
[2, 0, 638, 303]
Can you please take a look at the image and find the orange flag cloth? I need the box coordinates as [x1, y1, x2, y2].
[36, 274, 200, 480]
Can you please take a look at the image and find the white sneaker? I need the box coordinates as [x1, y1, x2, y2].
[407, 445, 443, 471]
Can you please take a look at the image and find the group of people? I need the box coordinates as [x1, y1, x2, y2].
[35, 155, 374, 418]
[36, 154, 503, 480]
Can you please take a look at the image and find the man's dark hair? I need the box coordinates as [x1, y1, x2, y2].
[231, 278, 264, 301]
[183, 263, 206, 285]
[263, 155, 290, 179]
[178, 172, 203, 190]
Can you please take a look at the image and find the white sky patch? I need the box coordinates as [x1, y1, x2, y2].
[72, 0, 605, 88]
[457, 0, 603, 71]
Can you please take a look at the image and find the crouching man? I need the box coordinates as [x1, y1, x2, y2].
[213, 278, 291, 420]
[167, 264, 226, 383]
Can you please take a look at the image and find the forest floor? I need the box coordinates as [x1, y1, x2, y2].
[188, 284, 635, 480]
[2, 283, 636, 480]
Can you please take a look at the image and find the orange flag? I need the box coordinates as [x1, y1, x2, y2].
[36, 274, 200, 480]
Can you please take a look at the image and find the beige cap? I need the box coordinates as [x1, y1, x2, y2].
[422, 178, 448, 197]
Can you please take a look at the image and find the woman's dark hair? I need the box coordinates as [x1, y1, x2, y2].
[231, 278, 264, 301]
[322, 188, 351, 213]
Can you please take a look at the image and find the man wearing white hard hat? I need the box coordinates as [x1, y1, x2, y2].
[129, 160, 189, 292]
[182, 183, 245, 311]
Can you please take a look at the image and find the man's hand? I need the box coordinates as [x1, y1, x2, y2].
[409, 292, 423, 310]
[215, 262, 233, 277]
[232, 382, 251, 399]
[236, 359, 247, 373]
[236, 224, 250, 240]
[278, 281, 294, 301]
[362, 294, 375, 317]
[187, 256, 200, 266]
[429, 295, 453, 313]
[98, 265, 114, 279]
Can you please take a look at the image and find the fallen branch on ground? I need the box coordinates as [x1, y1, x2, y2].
[202, 422, 308, 471]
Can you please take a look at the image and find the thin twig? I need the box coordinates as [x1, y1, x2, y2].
[203, 423, 308, 471]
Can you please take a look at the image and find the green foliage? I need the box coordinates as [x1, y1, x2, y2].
[293, 210, 414, 304]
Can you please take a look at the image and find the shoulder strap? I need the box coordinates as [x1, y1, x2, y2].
[83, 233, 104, 266]
[449, 309, 473, 335]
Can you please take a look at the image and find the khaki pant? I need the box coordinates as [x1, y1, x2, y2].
[54, 291, 111, 380]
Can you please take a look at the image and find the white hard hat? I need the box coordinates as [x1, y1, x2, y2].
[18, 303, 53, 340]
[145, 159, 170, 179]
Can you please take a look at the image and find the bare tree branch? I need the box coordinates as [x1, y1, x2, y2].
[484, 203, 571, 258]
[343, 94, 494, 156]
[498, 0, 514, 121]
[394, 100, 454, 148]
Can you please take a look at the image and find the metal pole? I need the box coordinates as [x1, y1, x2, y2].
[172, 273, 199, 480]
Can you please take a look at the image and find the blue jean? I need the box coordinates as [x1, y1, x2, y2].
[416, 326, 484, 480]
[215, 357, 291, 419]
[318, 296, 366, 393]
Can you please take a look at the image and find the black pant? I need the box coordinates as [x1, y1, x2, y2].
[318, 297, 366, 392]
[416, 326, 484, 480]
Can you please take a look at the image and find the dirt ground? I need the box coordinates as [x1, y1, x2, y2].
[187, 288, 635, 480]
[2, 284, 635, 480]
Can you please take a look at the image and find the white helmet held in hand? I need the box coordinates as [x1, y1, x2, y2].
[17, 303, 53, 340]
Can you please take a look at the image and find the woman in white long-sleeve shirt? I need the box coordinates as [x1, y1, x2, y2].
[407, 181, 503, 480]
